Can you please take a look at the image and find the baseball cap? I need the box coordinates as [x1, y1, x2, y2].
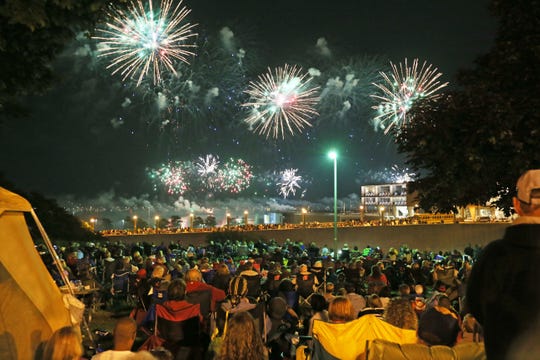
[516, 169, 540, 204]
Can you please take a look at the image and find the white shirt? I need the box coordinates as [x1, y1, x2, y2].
[91, 350, 136, 360]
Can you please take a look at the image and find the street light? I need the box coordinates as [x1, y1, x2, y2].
[301, 208, 307, 227]
[133, 215, 138, 232]
[328, 150, 338, 259]
[190, 213, 194, 229]
[359, 205, 364, 223]
[155, 215, 160, 233]
[90, 218, 96, 232]
[244, 210, 249, 226]
[226, 212, 231, 228]
[379, 206, 385, 225]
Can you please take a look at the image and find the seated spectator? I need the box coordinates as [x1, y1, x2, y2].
[212, 263, 232, 293]
[417, 306, 460, 347]
[216, 312, 268, 360]
[42, 326, 83, 360]
[321, 282, 336, 303]
[328, 296, 356, 323]
[293, 264, 319, 301]
[344, 283, 366, 315]
[92, 317, 138, 359]
[366, 264, 389, 295]
[461, 313, 484, 343]
[384, 297, 418, 330]
[358, 294, 385, 318]
[238, 261, 262, 300]
[185, 268, 226, 312]
[307, 293, 329, 336]
[398, 283, 413, 299]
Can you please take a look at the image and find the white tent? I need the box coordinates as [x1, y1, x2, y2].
[0, 187, 73, 359]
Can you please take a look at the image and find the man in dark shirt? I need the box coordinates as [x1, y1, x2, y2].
[466, 169, 540, 360]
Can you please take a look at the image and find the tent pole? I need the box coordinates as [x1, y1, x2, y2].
[30, 209, 95, 346]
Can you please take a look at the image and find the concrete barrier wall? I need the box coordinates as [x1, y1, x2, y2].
[105, 223, 510, 253]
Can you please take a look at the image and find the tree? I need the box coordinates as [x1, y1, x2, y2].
[397, 0, 540, 213]
[0, 173, 102, 242]
[205, 215, 217, 228]
[0, 0, 127, 118]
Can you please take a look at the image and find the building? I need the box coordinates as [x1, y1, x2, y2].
[360, 183, 416, 221]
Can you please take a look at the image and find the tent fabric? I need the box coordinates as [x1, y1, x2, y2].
[312, 314, 418, 360]
[0, 187, 72, 360]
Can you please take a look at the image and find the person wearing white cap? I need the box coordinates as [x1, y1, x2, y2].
[466, 169, 540, 360]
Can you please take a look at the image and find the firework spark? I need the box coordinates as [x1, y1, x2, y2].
[278, 168, 302, 198]
[371, 58, 448, 134]
[94, 0, 198, 86]
[242, 64, 320, 139]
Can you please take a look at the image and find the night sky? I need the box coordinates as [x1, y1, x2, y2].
[0, 0, 496, 222]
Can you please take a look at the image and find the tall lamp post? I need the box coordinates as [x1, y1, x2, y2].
[379, 206, 385, 225]
[133, 215, 138, 232]
[244, 210, 249, 226]
[154, 215, 160, 233]
[90, 218, 96, 232]
[226, 212, 231, 228]
[301, 208, 307, 227]
[328, 150, 338, 259]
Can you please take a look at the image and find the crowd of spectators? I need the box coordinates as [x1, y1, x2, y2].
[37, 235, 485, 359]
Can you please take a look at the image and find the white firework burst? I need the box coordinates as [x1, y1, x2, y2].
[242, 64, 320, 139]
[371, 58, 448, 134]
[94, 0, 198, 86]
[278, 168, 302, 198]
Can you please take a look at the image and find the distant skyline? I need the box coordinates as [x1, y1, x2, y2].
[1, 0, 496, 209]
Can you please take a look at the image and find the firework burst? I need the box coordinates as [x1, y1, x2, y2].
[371, 58, 448, 134]
[148, 161, 192, 195]
[196, 154, 220, 190]
[94, 0, 198, 86]
[216, 158, 253, 194]
[242, 64, 320, 139]
[278, 168, 302, 198]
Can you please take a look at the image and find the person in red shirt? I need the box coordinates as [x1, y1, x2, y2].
[185, 268, 226, 312]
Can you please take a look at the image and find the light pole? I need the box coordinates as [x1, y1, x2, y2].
[379, 206, 385, 225]
[155, 215, 160, 233]
[359, 205, 364, 223]
[328, 150, 338, 259]
[244, 210, 249, 226]
[133, 215, 138, 232]
[301, 208, 307, 227]
[226, 212, 231, 228]
[190, 213, 194, 229]
[90, 218, 96, 232]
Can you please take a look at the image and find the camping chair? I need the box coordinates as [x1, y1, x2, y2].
[152, 303, 203, 360]
[185, 289, 214, 353]
[110, 271, 131, 306]
[310, 315, 417, 360]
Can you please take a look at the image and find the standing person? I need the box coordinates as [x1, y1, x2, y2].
[41, 326, 83, 360]
[215, 312, 268, 360]
[92, 317, 138, 359]
[466, 169, 540, 360]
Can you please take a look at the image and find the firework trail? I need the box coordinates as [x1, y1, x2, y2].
[371, 58, 448, 134]
[278, 168, 302, 198]
[94, 0, 198, 86]
[242, 64, 320, 139]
